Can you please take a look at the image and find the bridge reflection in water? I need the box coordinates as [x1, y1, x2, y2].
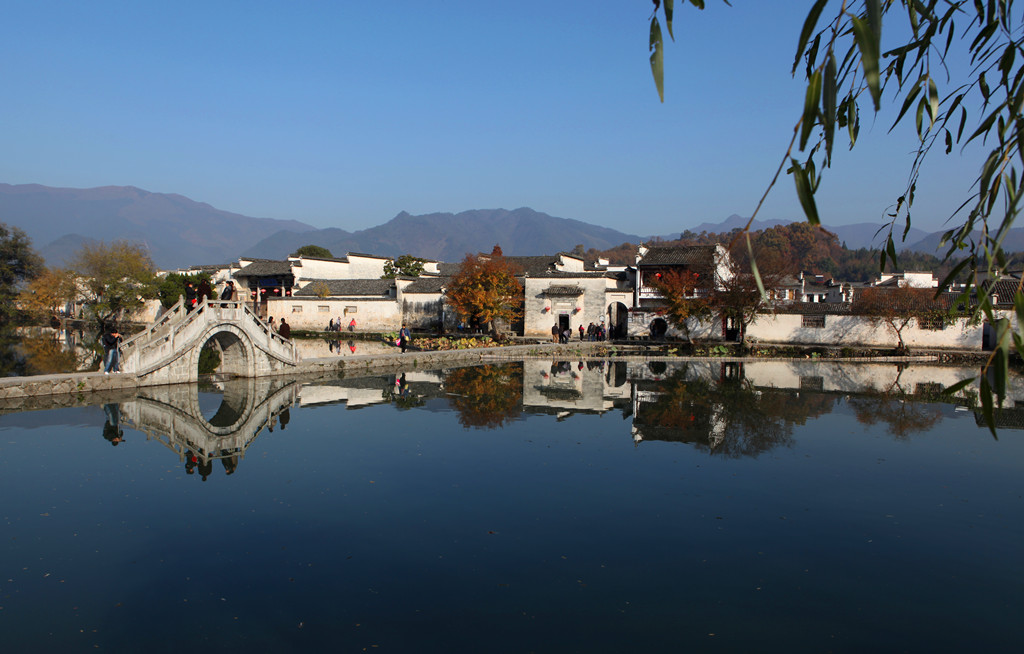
[89, 358, 1024, 478]
[119, 377, 300, 479]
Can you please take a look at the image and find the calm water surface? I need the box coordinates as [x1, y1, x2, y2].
[0, 360, 1021, 652]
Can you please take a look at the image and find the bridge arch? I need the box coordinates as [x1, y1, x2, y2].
[120, 299, 300, 386]
[192, 323, 257, 379]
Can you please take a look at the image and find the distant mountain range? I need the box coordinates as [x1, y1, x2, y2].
[0, 183, 315, 269]
[243, 208, 647, 262]
[3, 183, 1020, 269]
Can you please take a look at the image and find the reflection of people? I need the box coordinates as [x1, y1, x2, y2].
[102, 329, 122, 373]
[348, 340, 356, 354]
[185, 450, 198, 475]
[102, 403, 124, 446]
[198, 458, 213, 482]
[279, 408, 290, 430]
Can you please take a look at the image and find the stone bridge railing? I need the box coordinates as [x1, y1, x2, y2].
[119, 297, 299, 384]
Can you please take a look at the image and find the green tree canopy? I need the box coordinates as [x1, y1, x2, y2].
[382, 254, 426, 279]
[71, 240, 158, 327]
[292, 244, 333, 258]
[0, 222, 43, 323]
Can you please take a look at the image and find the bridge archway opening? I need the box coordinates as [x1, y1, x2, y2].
[196, 379, 254, 428]
[199, 330, 251, 378]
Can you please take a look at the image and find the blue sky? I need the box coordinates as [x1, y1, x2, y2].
[0, 1, 983, 236]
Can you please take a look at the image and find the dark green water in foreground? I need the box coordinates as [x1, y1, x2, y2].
[0, 360, 1021, 652]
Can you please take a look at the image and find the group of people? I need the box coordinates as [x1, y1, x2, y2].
[551, 321, 608, 344]
[184, 279, 214, 312]
[266, 316, 291, 339]
[327, 317, 357, 332]
[579, 322, 607, 341]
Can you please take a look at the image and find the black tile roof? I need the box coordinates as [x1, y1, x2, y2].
[403, 277, 447, 293]
[234, 260, 293, 276]
[638, 245, 717, 267]
[293, 279, 394, 297]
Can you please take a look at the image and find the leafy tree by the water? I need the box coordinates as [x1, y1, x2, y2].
[853, 285, 952, 353]
[18, 267, 79, 323]
[648, 269, 711, 342]
[292, 244, 333, 258]
[0, 222, 43, 324]
[71, 240, 158, 327]
[446, 246, 522, 335]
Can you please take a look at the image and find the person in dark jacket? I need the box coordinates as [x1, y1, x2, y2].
[277, 318, 291, 339]
[399, 323, 411, 353]
[102, 328, 122, 373]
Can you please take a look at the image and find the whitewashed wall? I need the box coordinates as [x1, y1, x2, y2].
[746, 314, 984, 349]
[264, 297, 401, 331]
[523, 277, 608, 337]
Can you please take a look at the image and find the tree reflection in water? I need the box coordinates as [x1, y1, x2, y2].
[637, 365, 836, 457]
[445, 363, 524, 428]
[1, 325, 101, 375]
[849, 395, 944, 439]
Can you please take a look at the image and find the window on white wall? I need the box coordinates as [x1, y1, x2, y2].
[292, 306, 303, 313]
[801, 314, 825, 328]
[318, 306, 330, 313]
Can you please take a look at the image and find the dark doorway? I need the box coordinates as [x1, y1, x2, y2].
[558, 313, 570, 333]
[650, 318, 667, 339]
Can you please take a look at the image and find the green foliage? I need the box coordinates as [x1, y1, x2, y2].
[158, 272, 216, 309]
[197, 343, 221, 375]
[71, 240, 158, 327]
[382, 254, 426, 279]
[0, 222, 43, 324]
[292, 244, 333, 258]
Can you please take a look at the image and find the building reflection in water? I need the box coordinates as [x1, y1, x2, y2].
[36, 358, 1020, 478]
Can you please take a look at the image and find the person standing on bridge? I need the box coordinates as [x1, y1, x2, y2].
[278, 317, 291, 340]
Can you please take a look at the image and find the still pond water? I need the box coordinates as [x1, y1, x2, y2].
[0, 359, 1021, 652]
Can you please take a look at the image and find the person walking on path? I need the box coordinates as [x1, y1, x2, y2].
[578, 325, 585, 341]
[551, 323, 559, 343]
[278, 318, 291, 340]
[398, 323, 411, 353]
[102, 328, 122, 374]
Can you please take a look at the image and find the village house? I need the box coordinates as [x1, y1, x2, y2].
[629, 243, 732, 339]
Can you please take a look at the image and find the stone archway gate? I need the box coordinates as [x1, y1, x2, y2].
[119, 297, 299, 385]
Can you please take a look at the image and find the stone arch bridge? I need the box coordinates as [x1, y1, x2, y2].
[119, 298, 299, 385]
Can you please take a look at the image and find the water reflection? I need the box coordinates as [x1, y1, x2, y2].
[1, 325, 101, 375]
[118, 377, 300, 480]
[4, 359, 1021, 479]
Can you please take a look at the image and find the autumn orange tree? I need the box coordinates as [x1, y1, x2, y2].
[445, 363, 524, 429]
[446, 245, 523, 335]
[17, 267, 78, 323]
[648, 269, 711, 342]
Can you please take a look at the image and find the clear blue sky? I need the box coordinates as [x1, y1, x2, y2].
[0, 1, 982, 236]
